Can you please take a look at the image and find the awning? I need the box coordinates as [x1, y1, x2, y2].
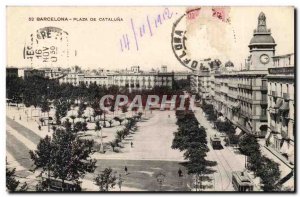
[235, 127, 242, 136]
[265, 131, 271, 140]
[221, 108, 225, 115]
[280, 140, 289, 154]
[218, 116, 226, 122]
[274, 98, 283, 109]
[279, 101, 289, 111]
[269, 134, 275, 144]
[275, 133, 282, 140]
[287, 144, 294, 157]
[237, 117, 244, 126]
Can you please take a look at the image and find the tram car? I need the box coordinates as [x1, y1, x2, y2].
[232, 171, 254, 192]
[210, 134, 222, 149]
[39, 175, 81, 191]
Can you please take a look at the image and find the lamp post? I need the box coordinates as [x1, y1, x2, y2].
[118, 173, 123, 191]
[47, 85, 50, 133]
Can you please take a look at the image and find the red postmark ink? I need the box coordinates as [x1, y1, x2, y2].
[186, 8, 201, 20]
[212, 7, 231, 23]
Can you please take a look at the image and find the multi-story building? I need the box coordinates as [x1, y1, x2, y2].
[108, 72, 174, 90]
[214, 70, 269, 136]
[266, 53, 294, 164]
[54, 65, 174, 89]
[58, 67, 84, 86]
[191, 61, 212, 103]
[83, 75, 108, 86]
[212, 12, 276, 137]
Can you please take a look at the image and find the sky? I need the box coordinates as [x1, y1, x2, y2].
[7, 6, 294, 71]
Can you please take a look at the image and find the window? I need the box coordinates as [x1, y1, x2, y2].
[261, 108, 267, 116]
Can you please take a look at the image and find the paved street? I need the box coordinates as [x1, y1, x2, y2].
[6, 104, 265, 191]
[194, 107, 247, 191]
[6, 107, 190, 191]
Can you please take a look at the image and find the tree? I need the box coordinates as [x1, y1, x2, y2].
[108, 119, 114, 127]
[121, 105, 128, 113]
[257, 156, 281, 191]
[94, 168, 117, 191]
[6, 167, 28, 192]
[247, 151, 262, 174]
[114, 117, 124, 125]
[40, 98, 50, 118]
[95, 121, 102, 138]
[116, 130, 123, 142]
[30, 128, 96, 191]
[51, 128, 96, 191]
[225, 60, 234, 67]
[172, 110, 209, 192]
[70, 115, 76, 125]
[238, 134, 260, 156]
[29, 135, 53, 191]
[109, 141, 117, 152]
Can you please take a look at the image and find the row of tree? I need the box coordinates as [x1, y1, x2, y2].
[110, 116, 139, 152]
[200, 101, 281, 191]
[172, 110, 209, 191]
[238, 134, 281, 191]
[7, 75, 185, 108]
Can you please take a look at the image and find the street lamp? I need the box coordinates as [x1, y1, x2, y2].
[118, 173, 124, 191]
[47, 85, 50, 133]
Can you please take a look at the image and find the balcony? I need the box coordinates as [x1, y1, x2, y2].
[238, 84, 252, 89]
[282, 93, 290, 100]
[270, 124, 277, 132]
[269, 107, 279, 114]
[240, 110, 251, 118]
[260, 115, 268, 121]
[236, 122, 252, 134]
[271, 91, 278, 97]
[260, 99, 268, 105]
[228, 83, 238, 88]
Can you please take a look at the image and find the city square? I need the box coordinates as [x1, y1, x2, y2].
[6, 6, 295, 192]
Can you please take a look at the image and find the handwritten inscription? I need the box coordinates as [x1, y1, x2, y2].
[119, 8, 174, 52]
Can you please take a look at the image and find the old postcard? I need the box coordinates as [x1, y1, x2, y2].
[6, 6, 295, 192]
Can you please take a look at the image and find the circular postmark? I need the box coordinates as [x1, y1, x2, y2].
[23, 26, 70, 67]
[171, 7, 234, 71]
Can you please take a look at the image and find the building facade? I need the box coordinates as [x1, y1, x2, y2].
[266, 53, 294, 164]
[210, 12, 274, 137]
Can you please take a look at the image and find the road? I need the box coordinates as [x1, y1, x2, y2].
[6, 109, 191, 191]
[6, 104, 248, 191]
[194, 107, 246, 191]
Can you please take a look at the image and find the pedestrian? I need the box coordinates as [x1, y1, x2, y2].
[131, 142, 133, 148]
[124, 166, 128, 175]
[13, 115, 15, 120]
[38, 125, 41, 130]
[168, 114, 170, 118]
[178, 168, 182, 177]
[19, 115, 21, 120]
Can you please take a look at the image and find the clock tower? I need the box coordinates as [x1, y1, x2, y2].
[248, 12, 276, 70]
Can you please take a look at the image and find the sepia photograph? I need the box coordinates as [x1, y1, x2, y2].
[5, 5, 295, 192]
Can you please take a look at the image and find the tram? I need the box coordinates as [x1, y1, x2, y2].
[40, 175, 81, 191]
[210, 134, 222, 149]
[232, 171, 254, 192]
